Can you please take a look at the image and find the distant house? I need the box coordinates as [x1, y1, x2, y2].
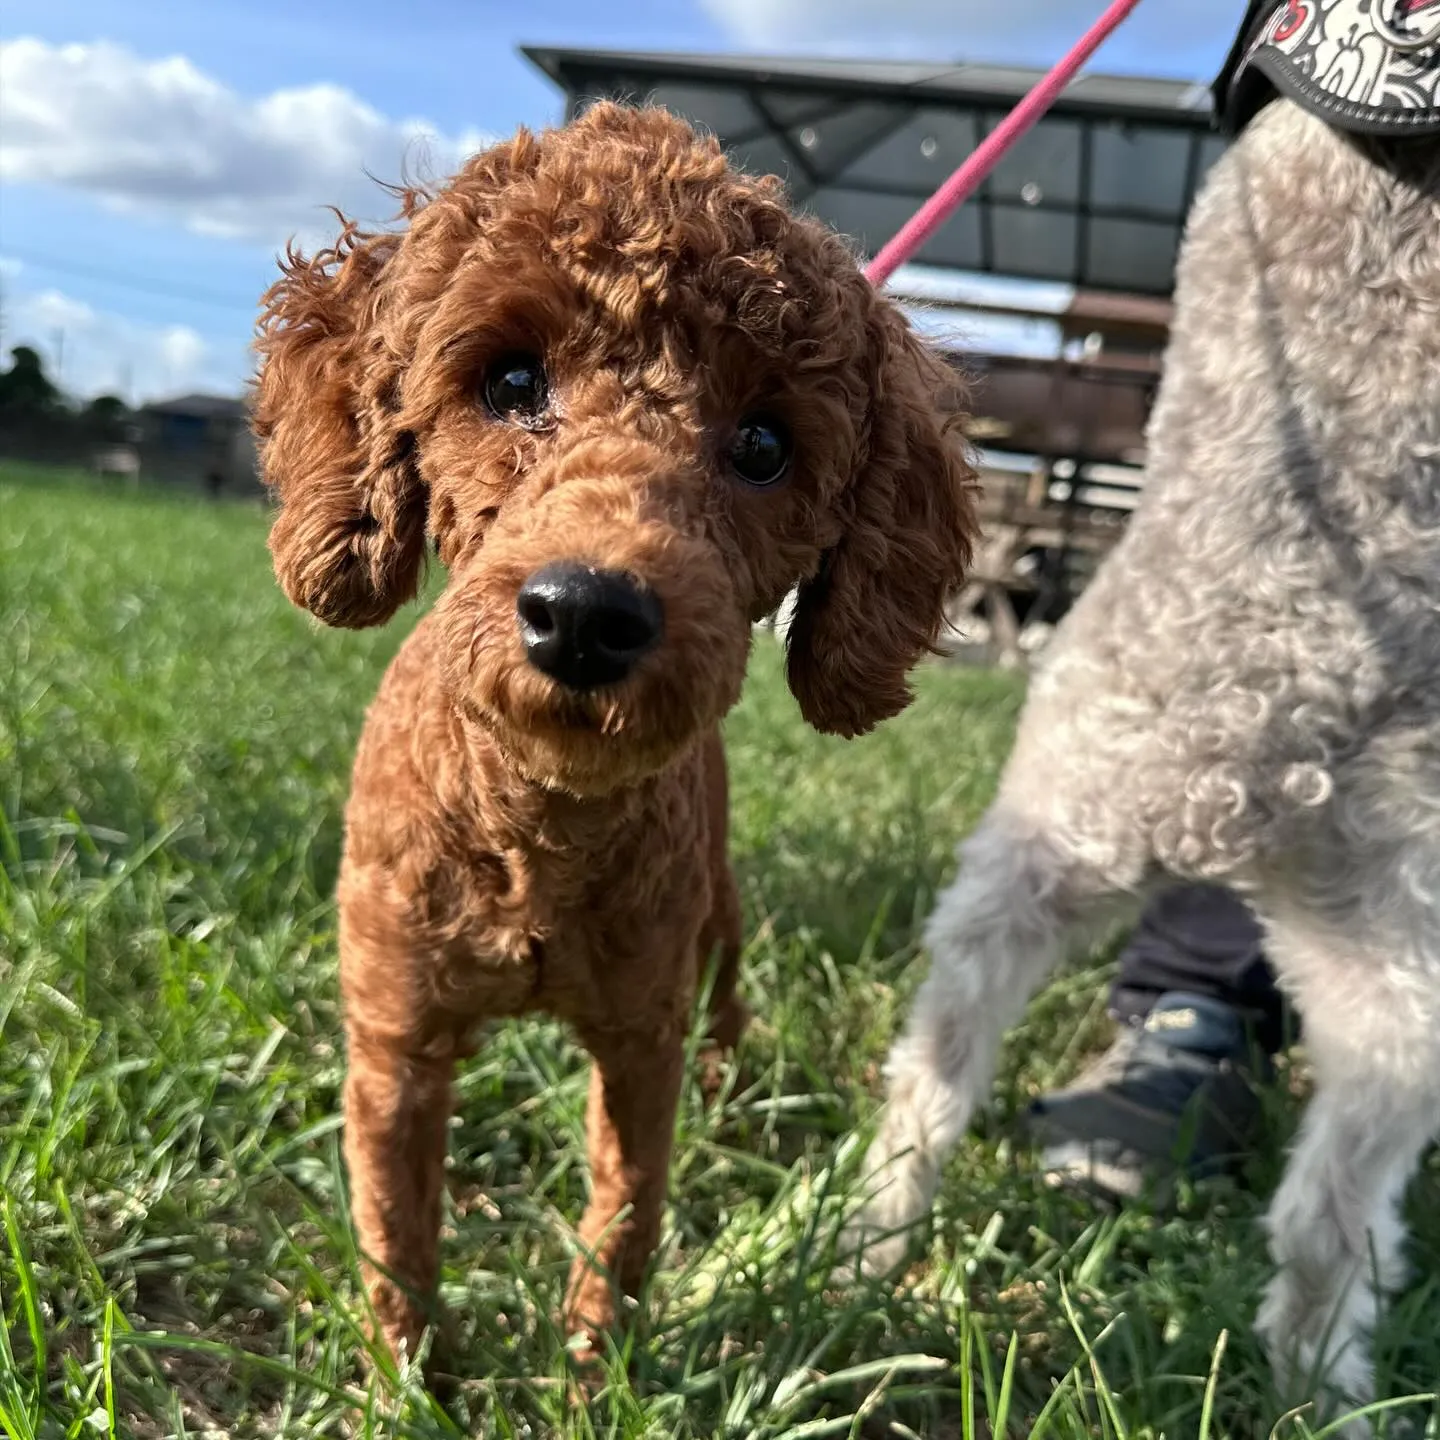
[142, 391, 245, 441]
[138, 393, 260, 495]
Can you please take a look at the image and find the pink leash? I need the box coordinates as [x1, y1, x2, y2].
[864, 0, 1146, 288]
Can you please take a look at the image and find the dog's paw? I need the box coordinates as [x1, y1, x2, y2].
[562, 1257, 619, 1353]
[832, 1148, 934, 1284]
[832, 1216, 914, 1285]
[694, 1042, 738, 1109]
[1257, 1273, 1375, 1436]
[355, 1274, 461, 1398]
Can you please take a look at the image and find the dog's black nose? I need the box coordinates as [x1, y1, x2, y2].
[516, 562, 663, 690]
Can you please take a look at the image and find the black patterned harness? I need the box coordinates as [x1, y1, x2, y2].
[1214, 0, 1440, 138]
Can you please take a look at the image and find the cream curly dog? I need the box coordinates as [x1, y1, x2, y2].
[851, 88, 1440, 1424]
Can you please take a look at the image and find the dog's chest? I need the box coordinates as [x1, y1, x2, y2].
[483, 862, 707, 1031]
[434, 790, 713, 1026]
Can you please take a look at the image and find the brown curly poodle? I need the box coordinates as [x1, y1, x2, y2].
[252, 100, 977, 1367]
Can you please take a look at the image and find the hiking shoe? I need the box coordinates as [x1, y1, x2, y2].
[1023, 992, 1272, 1202]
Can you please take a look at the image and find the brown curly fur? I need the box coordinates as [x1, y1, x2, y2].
[252, 101, 977, 1368]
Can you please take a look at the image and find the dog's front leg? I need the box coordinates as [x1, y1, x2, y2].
[563, 1020, 686, 1354]
[343, 1019, 458, 1368]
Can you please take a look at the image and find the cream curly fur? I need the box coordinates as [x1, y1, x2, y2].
[851, 99, 1440, 1429]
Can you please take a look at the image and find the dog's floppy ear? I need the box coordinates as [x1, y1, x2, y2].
[786, 308, 978, 737]
[252, 217, 426, 629]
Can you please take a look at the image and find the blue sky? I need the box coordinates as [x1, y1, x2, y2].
[0, 0, 1237, 402]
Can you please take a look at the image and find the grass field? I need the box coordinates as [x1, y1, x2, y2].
[1, 461, 1436, 1440]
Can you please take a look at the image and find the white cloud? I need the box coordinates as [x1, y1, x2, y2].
[4, 283, 247, 402]
[0, 37, 494, 247]
[698, 0, 1223, 65]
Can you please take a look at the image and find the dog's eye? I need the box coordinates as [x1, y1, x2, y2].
[483, 353, 548, 425]
[727, 414, 791, 487]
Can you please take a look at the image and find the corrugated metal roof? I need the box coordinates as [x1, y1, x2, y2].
[522, 47, 1216, 122]
[521, 45, 1227, 296]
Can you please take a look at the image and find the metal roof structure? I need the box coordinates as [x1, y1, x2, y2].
[523, 46, 1229, 297]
